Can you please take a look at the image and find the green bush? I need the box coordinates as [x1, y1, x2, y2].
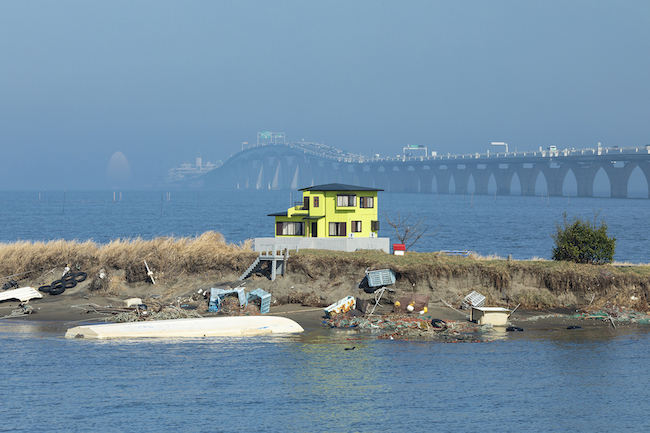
[551, 212, 616, 264]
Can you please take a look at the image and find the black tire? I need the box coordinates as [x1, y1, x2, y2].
[431, 319, 446, 328]
[38, 285, 51, 293]
[49, 280, 66, 295]
[63, 278, 77, 289]
[73, 272, 87, 283]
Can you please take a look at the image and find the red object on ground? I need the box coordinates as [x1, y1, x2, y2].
[393, 244, 406, 251]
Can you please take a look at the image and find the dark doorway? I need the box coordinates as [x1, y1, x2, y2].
[311, 222, 318, 237]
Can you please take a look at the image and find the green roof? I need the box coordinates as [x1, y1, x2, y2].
[298, 183, 383, 192]
[267, 211, 288, 217]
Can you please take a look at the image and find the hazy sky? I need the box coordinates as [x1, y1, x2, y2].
[2, 1, 649, 190]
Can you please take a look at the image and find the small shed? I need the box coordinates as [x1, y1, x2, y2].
[470, 307, 511, 326]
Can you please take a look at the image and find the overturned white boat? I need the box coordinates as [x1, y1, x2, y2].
[65, 315, 304, 339]
[0, 286, 43, 303]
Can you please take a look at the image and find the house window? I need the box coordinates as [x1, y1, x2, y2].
[313, 196, 319, 208]
[276, 222, 304, 236]
[303, 197, 309, 210]
[371, 220, 380, 231]
[329, 222, 347, 236]
[351, 221, 362, 232]
[336, 195, 356, 207]
[360, 197, 374, 208]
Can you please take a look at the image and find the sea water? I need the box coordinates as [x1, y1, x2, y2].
[1, 321, 650, 432]
[0, 190, 649, 262]
[1, 190, 650, 432]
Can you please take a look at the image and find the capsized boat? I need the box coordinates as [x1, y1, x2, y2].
[0, 287, 43, 303]
[65, 315, 304, 339]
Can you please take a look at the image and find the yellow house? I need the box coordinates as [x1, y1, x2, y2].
[269, 183, 382, 238]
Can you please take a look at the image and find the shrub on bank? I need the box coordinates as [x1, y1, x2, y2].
[551, 212, 616, 265]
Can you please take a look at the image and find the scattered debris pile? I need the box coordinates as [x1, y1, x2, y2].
[89, 269, 111, 292]
[325, 314, 495, 343]
[74, 303, 203, 323]
[571, 306, 650, 325]
[216, 295, 261, 316]
[0, 304, 34, 319]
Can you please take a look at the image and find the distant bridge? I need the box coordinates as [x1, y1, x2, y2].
[202, 142, 650, 198]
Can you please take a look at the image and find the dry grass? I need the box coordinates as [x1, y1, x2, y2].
[0, 231, 256, 282]
[287, 249, 650, 310]
[4, 237, 650, 311]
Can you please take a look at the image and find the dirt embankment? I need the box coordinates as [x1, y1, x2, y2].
[2, 235, 649, 314]
[274, 252, 650, 312]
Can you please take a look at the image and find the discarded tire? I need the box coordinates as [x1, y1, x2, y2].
[38, 285, 51, 293]
[63, 278, 77, 289]
[73, 272, 87, 283]
[49, 280, 66, 295]
[431, 319, 446, 328]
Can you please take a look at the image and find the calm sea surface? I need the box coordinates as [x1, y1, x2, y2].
[1, 191, 650, 432]
[0, 190, 649, 262]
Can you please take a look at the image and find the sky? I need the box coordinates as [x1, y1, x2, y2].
[2, 0, 649, 190]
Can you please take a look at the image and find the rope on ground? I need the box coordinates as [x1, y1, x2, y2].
[1, 270, 36, 280]
[440, 298, 470, 319]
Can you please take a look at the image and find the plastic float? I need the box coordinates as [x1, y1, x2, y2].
[324, 296, 356, 318]
[65, 316, 304, 339]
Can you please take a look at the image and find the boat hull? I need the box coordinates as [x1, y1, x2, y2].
[65, 315, 304, 339]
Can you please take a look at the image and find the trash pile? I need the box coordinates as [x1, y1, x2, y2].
[324, 314, 496, 343]
[0, 304, 34, 319]
[106, 307, 203, 323]
[514, 306, 650, 326]
[207, 287, 271, 315]
[74, 287, 274, 323]
[73, 302, 203, 323]
[215, 295, 262, 316]
[570, 306, 650, 325]
[2, 279, 19, 291]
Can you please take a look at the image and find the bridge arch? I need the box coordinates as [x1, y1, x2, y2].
[200, 143, 650, 197]
[593, 167, 612, 197]
[562, 169, 578, 197]
[510, 172, 522, 195]
[628, 164, 650, 198]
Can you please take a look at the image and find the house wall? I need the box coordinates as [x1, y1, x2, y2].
[275, 189, 379, 238]
[255, 237, 390, 253]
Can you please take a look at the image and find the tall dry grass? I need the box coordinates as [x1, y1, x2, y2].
[0, 231, 256, 281]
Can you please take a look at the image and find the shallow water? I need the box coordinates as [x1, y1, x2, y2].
[1, 320, 650, 432]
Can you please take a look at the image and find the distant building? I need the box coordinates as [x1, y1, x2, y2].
[166, 155, 221, 182]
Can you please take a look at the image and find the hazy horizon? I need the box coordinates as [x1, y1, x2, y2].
[2, 1, 649, 190]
